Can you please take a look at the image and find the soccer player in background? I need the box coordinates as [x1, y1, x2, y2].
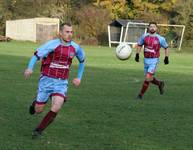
[135, 22, 169, 99]
[24, 23, 85, 138]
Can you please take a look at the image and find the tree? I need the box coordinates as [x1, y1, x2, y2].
[75, 5, 111, 45]
[93, 0, 134, 19]
[0, 0, 16, 34]
[169, 0, 193, 44]
[131, 0, 178, 23]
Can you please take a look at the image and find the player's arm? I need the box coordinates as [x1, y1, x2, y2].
[164, 48, 169, 57]
[24, 56, 38, 79]
[164, 48, 169, 64]
[160, 36, 169, 65]
[135, 34, 145, 62]
[72, 45, 85, 87]
[136, 45, 142, 54]
[24, 40, 58, 79]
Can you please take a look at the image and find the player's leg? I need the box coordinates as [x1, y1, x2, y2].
[148, 60, 165, 95]
[31, 76, 53, 138]
[31, 102, 48, 138]
[31, 101, 50, 138]
[32, 78, 68, 138]
[137, 72, 153, 99]
[29, 101, 46, 115]
[136, 58, 159, 99]
[32, 96, 65, 138]
[158, 80, 164, 95]
[29, 76, 52, 115]
[29, 92, 49, 115]
[151, 77, 161, 86]
[149, 60, 160, 85]
[151, 77, 165, 94]
[136, 59, 150, 99]
[35, 103, 46, 113]
[29, 99, 36, 115]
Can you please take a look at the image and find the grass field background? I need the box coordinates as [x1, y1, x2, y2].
[0, 41, 193, 150]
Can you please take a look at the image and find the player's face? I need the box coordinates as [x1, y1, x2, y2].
[60, 25, 73, 42]
[148, 24, 157, 34]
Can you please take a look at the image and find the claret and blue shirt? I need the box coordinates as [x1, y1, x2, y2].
[137, 33, 168, 74]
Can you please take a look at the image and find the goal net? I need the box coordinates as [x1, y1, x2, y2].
[108, 22, 185, 50]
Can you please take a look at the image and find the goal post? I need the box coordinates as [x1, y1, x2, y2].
[123, 22, 185, 51]
[108, 25, 124, 47]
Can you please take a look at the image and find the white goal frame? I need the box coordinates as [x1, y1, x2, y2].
[108, 22, 185, 51]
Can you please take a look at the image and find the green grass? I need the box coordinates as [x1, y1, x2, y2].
[0, 40, 193, 150]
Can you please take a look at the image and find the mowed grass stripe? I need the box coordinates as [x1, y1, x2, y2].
[0, 41, 193, 150]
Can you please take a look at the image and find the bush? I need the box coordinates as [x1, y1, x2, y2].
[81, 37, 98, 45]
[183, 40, 193, 47]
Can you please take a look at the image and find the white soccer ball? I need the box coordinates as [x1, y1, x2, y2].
[116, 43, 132, 60]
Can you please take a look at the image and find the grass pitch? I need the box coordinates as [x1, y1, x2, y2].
[0, 41, 193, 150]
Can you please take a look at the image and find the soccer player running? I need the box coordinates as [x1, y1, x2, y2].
[24, 23, 85, 138]
[135, 22, 169, 99]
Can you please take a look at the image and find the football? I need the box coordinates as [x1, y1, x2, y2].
[115, 43, 132, 60]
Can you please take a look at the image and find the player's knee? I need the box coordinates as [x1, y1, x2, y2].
[35, 108, 44, 114]
[51, 105, 62, 113]
[51, 101, 65, 112]
[146, 73, 153, 81]
[51, 96, 65, 113]
[51, 108, 60, 113]
[145, 78, 152, 82]
[35, 106, 44, 114]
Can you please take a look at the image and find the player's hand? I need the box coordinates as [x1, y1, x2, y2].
[164, 56, 169, 65]
[135, 53, 139, 62]
[72, 78, 81, 87]
[24, 69, 33, 79]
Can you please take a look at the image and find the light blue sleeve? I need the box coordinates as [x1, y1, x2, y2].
[71, 41, 85, 80]
[77, 63, 85, 80]
[27, 55, 38, 70]
[157, 35, 169, 49]
[76, 46, 85, 63]
[137, 33, 146, 46]
[76, 46, 85, 80]
[35, 39, 61, 59]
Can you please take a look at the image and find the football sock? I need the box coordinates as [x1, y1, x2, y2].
[140, 80, 150, 96]
[151, 77, 160, 86]
[36, 111, 57, 132]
